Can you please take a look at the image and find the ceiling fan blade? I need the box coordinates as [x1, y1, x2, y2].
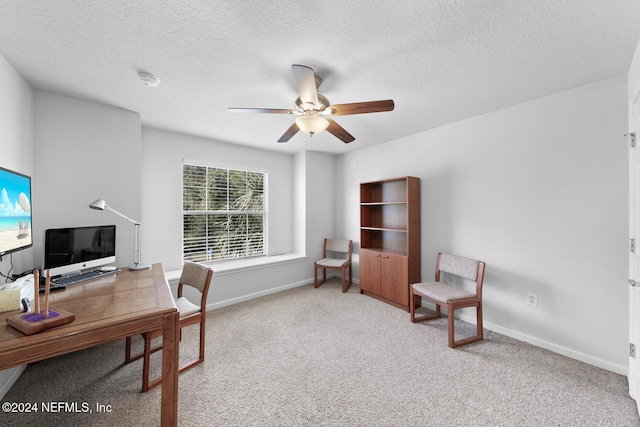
[328, 99, 395, 116]
[325, 118, 355, 143]
[277, 122, 300, 143]
[291, 64, 319, 108]
[228, 108, 295, 114]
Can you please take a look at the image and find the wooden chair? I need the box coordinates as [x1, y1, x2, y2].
[410, 253, 486, 348]
[125, 261, 213, 392]
[314, 239, 353, 292]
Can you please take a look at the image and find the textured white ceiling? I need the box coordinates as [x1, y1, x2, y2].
[1, 1, 639, 155]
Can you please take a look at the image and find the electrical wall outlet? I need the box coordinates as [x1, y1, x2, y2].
[527, 292, 538, 307]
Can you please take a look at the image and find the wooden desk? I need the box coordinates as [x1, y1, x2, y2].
[0, 263, 179, 426]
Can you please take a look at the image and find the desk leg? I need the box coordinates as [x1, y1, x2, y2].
[160, 310, 179, 427]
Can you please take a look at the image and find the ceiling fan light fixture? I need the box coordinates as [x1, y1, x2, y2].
[296, 114, 329, 136]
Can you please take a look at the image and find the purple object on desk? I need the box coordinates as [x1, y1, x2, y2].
[21, 310, 60, 323]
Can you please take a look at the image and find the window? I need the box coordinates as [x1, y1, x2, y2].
[183, 164, 265, 262]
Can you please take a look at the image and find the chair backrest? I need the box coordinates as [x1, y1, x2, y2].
[436, 253, 485, 297]
[180, 261, 213, 294]
[324, 239, 352, 261]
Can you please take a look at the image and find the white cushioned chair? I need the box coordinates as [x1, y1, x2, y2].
[410, 252, 486, 348]
[314, 238, 353, 292]
[125, 261, 213, 392]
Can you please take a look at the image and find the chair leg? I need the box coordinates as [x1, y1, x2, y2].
[314, 264, 318, 288]
[125, 335, 146, 364]
[341, 266, 353, 293]
[198, 319, 205, 363]
[144, 321, 208, 392]
[410, 295, 442, 323]
[410, 293, 416, 321]
[125, 336, 133, 363]
[476, 303, 483, 340]
[447, 304, 456, 348]
[127, 334, 164, 391]
[314, 265, 327, 288]
[176, 322, 206, 374]
[141, 336, 166, 392]
[448, 303, 484, 348]
[142, 333, 152, 392]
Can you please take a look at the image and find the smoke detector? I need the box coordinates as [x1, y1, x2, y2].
[139, 72, 160, 87]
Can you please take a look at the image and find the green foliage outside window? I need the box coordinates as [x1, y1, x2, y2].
[183, 164, 265, 262]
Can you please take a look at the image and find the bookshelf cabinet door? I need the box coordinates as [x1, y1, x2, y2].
[360, 249, 381, 295]
[380, 253, 409, 307]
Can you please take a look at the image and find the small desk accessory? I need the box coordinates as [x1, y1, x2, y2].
[6, 269, 75, 335]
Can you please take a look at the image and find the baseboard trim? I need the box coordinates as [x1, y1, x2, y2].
[205, 278, 312, 311]
[456, 311, 628, 376]
[0, 365, 26, 400]
[204, 272, 353, 311]
[415, 297, 626, 375]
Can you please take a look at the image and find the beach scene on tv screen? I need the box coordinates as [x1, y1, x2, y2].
[0, 169, 32, 253]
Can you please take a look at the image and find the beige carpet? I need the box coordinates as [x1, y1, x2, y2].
[3, 278, 639, 426]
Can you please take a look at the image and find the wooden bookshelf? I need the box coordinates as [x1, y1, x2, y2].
[359, 176, 421, 311]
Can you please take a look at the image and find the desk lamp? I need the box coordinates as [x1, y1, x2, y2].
[88, 199, 151, 270]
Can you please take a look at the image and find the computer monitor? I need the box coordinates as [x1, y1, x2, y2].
[44, 225, 116, 277]
[0, 166, 33, 257]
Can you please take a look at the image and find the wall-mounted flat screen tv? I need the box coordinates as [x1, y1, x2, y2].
[0, 166, 33, 257]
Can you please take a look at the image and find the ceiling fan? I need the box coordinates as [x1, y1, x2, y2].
[228, 64, 394, 144]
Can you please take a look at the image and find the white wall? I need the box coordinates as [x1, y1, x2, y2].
[292, 150, 339, 265]
[33, 91, 142, 269]
[0, 53, 33, 398]
[141, 127, 318, 305]
[302, 151, 338, 262]
[141, 127, 297, 270]
[0, 54, 34, 274]
[293, 152, 306, 254]
[338, 76, 629, 373]
[629, 40, 640, 105]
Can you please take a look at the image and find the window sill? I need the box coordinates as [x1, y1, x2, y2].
[165, 253, 308, 283]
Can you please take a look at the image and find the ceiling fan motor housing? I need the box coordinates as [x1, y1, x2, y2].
[295, 94, 330, 113]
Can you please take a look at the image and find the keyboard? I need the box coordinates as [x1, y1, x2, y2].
[51, 269, 119, 286]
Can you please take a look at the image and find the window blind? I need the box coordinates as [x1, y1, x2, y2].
[183, 164, 265, 262]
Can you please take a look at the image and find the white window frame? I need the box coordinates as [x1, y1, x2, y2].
[182, 162, 267, 263]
